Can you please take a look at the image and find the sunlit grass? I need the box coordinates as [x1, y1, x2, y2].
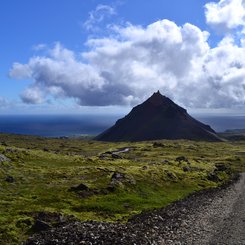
[0, 133, 244, 244]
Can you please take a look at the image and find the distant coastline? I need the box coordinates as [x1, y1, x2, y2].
[0, 114, 244, 137]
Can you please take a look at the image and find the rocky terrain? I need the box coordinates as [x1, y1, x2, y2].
[23, 173, 245, 245]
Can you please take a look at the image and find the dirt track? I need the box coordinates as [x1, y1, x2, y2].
[195, 173, 245, 245]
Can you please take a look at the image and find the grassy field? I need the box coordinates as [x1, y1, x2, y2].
[0, 133, 244, 244]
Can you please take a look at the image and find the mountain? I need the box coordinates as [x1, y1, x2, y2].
[95, 91, 221, 142]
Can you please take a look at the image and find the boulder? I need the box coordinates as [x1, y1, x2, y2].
[111, 172, 125, 180]
[166, 171, 177, 180]
[183, 166, 191, 172]
[207, 172, 220, 182]
[5, 176, 15, 183]
[109, 172, 136, 188]
[31, 220, 51, 233]
[69, 183, 89, 192]
[176, 156, 189, 163]
[111, 153, 123, 159]
[152, 142, 164, 148]
[0, 154, 10, 163]
[215, 163, 228, 172]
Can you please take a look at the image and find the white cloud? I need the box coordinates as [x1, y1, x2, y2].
[84, 4, 116, 31]
[21, 86, 44, 104]
[9, 63, 32, 80]
[9, 3, 245, 110]
[205, 0, 245, 32]
[32, 43, 47, 51]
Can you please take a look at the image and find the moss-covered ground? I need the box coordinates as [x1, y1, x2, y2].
[0, 133, 244, 244]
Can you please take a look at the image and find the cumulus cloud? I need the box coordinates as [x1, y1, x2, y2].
[9, 63, 33, 80]
[84, 4, 116, 31]
[9, 1, 245, 109]
[21, 86, 44, 104]
[205, 0, 245, 32]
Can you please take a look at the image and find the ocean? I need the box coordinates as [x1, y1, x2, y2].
[0, 114, 244, 137]
[0, 115, 118, 137]
[195, 115, 245, 133]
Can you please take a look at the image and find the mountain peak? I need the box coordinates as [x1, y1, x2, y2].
[146, 91, 184, 113]
[147, 90, 169, 106]
[96, 92, 221, 142]
[151, 90, 163, 98]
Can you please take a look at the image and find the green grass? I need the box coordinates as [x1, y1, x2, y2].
[0, 133, 244, 244]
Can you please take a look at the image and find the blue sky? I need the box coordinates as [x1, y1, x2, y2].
[1, 0, 245, 114]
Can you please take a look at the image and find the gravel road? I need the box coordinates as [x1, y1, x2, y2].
[24, 173, 245, 245]
[172, 173, 245, 245]
[204, 173, 245, 245]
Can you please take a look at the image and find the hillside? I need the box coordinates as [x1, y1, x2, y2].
[0, 133, 244, 244]
[219, 129, 245, 141]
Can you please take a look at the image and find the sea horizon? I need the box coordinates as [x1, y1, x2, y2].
[0, 114, 244, 137]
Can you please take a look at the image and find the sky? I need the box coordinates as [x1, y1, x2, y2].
[0, 0, 245, 115]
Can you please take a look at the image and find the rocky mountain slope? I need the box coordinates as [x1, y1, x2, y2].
[96, 91, 221, 142]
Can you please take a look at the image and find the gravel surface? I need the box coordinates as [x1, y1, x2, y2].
[23, 173, 245, 245]
[169, 173, 245, 245]
[208, 173, 245, 245]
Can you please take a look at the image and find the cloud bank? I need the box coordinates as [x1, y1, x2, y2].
[9, 0, 245, 109]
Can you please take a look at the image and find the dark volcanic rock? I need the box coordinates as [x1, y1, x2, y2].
[111, 172, 125, 180]
[207, 172, 221, 182]
[95, 91, 221, 142]
[152, 142, 165, 148]
[215, 163, 228, 172]
[176, 156, 189, 162]
[111, 153, 123, 159]
[5, 175, 15, 183]
[109, 172, 136, 188]
[183, 166, 191, 172]
[69, 183, 89, 192]
[31, 220, 51, 233]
